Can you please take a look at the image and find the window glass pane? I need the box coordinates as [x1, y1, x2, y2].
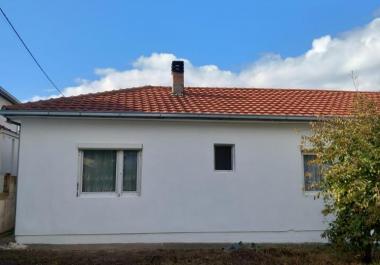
[214, 145, 233, 170]
[123, 150, 138, 191]
[82, 150, 116, 192]
[303, 154, 322, 191]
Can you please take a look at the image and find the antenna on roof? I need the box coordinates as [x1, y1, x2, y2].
[350, 70, 360, 91]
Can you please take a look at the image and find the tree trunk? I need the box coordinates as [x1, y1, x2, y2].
[362, 244, 372, 264]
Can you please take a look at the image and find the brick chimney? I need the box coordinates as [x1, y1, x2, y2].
[171, 60, 184, 96]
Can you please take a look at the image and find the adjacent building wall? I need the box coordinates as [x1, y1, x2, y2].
[0, 96, 19, 192]
[15, 118, 327, 244]
[0, 130, 18, 177]
[0, 174, 16, 233]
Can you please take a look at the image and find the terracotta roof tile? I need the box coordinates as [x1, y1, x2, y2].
[3, 86, 380, 117]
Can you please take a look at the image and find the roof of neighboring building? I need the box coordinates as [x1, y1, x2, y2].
[2, 86, 380, 121]
[0, 125, 18, 135]
[0, 86, 20, 105]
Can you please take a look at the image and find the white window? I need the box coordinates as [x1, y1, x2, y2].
[78, 145, 142, 196]
[214, 144, 234, 171]
[303, 154, 322, 191]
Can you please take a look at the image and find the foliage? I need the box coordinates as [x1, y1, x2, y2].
[304, 95, 380, 263]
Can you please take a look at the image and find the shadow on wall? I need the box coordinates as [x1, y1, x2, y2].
[0, 174, 16, 234]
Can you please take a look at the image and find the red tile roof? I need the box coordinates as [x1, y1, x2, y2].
[3, 86, 380, 118]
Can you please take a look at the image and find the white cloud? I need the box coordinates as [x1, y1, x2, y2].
[33, 18, 380, 101]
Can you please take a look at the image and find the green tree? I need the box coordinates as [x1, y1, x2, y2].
[304, 95, 380, 263]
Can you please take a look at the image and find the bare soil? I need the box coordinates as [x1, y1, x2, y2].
[0, 244, 378, 265]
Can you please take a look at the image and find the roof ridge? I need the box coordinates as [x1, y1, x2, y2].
[16, 85, 162, 106]
[64, 85, 159, 99]
[184, 86, 380, 93]
[22, 86, 380, 106]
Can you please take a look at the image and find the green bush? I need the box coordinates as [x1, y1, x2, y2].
[304, 95, 380, 263]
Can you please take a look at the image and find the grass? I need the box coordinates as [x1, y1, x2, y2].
[0, 244, 379, 265]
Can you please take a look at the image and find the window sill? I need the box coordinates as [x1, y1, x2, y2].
[303, 191, 321, 197]
[78, 193, 118, 198]
[120, 192, 140, 197]
[78, 192, 140, 198]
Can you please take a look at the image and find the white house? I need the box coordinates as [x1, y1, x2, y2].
[1, 61, 380, 244]
[0, 86, 19, 233]
[0, 86, 19, 191]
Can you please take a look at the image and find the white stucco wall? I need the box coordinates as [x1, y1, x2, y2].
[15, 118, 328, 244]
[0, 132, 18, 176]
[0, 95, 19, 191]
[0, 130, 19, 192]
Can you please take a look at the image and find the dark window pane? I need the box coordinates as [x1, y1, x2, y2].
[123, 151, 138, 191]
[82, 150, 116, 192]
[214, 145, 233, 170]
[303, 154, 322, 191]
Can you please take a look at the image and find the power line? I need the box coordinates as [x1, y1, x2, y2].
[0, 7, 65, 97]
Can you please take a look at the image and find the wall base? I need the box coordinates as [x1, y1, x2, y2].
[16, 230, 326, 244]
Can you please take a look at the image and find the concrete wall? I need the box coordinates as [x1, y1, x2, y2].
[0, 94, 19, 232]
[15, 118, 327, 244]
[0, 174, 16, 233]
[0, 95, 19, 192]
[0, 131, 18, 176]
[0, 130, 19, 192]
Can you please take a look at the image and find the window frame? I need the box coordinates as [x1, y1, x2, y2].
[77, 143, 142, 197]
[213, 143, 235, 172]
[301, 151, 322, 194]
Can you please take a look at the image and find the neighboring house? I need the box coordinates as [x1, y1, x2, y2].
[0, 86, 19, 191]
[1, 61, 380, 244]
[0, 86, 19, 233]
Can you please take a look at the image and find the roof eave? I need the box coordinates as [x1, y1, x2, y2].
[0, 110, 323, 122]
[0, 87, 20, 104]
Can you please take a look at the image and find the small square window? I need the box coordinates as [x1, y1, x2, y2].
[214, 144, 234, 171]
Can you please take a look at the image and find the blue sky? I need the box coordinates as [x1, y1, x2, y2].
[1, 1, 380, 101]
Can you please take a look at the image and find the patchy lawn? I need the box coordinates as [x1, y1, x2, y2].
[0, 244, 378, 265]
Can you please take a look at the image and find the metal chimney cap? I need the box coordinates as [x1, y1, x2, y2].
[171, 61, 184, 73]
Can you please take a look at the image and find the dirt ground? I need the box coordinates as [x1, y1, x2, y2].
[0, 243, 378, 265]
